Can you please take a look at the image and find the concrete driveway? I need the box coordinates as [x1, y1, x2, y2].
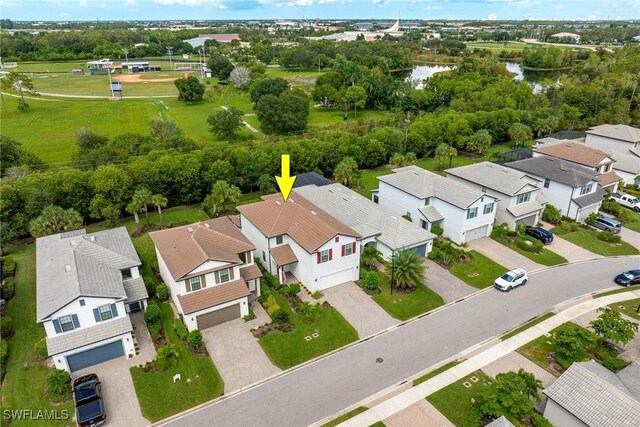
[322, 282, 399, 338]
[203, 319, 280, 393]
[72, 313, 154, 427]
[550, 235, 603, 262]
[620, 227, 640, 249]
[468, 237, 543, 271]
[423, 259, 477, 303]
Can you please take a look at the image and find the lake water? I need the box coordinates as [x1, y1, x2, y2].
[406, 65, 453, 88]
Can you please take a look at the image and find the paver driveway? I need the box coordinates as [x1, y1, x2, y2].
[468, 237, 543, 271]
[423, 259, 477, 303]
[620, 226, 640, 249]
[322, 281, 399, 338]
[203, 319, 280, 393]
[550, 234, 602, 262]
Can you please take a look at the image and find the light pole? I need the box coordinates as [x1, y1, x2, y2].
[390, 251, 395, 295]
[107, 65, 114, 100]
[123, 48, 129, 73]
[166, 46, 173, 70]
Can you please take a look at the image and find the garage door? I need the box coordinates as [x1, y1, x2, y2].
[465, 225, 488, 242]
[67, 340, 125, 372]
[516, 215, 536, 226]
[319, 268, 354, 290]
[197, 304, 241, 329]
[410, 244, 427, 257]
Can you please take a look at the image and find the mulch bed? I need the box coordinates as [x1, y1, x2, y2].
[132, 223, 169, 238]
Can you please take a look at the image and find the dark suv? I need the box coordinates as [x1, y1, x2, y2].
[525, 226, 553, 244]
[73, 374, 106, 427]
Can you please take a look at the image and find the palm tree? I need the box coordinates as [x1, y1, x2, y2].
[209, 180, 242, 215]
[391, 249, 425, 291]
[126, 199, 144, 232]
[28, 205, 83, 237]
[333, 157, 358, 187]
[435, 143, 458, 170]
[361, 245, 384, 271]
[150, 194, 168, 225]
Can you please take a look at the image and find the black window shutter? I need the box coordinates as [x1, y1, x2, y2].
[71, 314, 80, 328]
[110, 303, 118, 317]
[53, 319, 62, 333]
[93, 308, 101, 322]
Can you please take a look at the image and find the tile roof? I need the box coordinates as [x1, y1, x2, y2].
[445, 162, 540, 196]
[486, 416, 515, 427]
[534, 141, 613, 167]
[36, 227, 141, 322]
[150, 217, 255, 281]
[237, 195, 360, 253]
[610, 150, 640, 174]
[573, 186, 606, 208]
[46, 316, 132, 355]
[379, 165, 490, 209]
[544, 361, 640, 427]
[597, 170, 624, 187]
[294, 184, 435, 250]
[178, 279, 250, 314]
[587, 124, 640, 143]
[419, 206, 444, 223]
[239, 263, 262, 282]
[270, 244, 298, 266]
[123, 277, 149, 304]
[506, 200, 545, 218]
[507, 157, 598, 188]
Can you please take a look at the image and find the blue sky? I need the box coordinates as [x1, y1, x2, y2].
[1, 0, 638, 21]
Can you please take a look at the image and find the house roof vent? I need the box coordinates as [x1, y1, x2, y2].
[70, 240, 77, 246]
[310, 210, 317, 215]
[275, 200, 281, 205]
[64, 265, 71, 272]
[204, 223, 210, 228]
[187, 227, 194, 233]
[89, 236, 96, 242]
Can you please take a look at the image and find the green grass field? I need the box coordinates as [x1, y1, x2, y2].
[550, 228, 639, 256]
[450, 250, 508, 289]
[609, 298, 640, 321]
[466, 41, 528, 52]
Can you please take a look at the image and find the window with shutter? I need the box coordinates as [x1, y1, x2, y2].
[317, 252, 321, 264]
[93, 308, 101, 322]
[58, 315, 75, 332]
[352, 242, 356, 254]
[329, 249, 333, 261]
[98, 304, 113, 321]
[53, 318, 62, 333]
[71, 314, 81, 328]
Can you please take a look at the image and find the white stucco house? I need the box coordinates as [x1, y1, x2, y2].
[36, 227, 148, 372]
[445, 162, 546, 230]
[150, 218, 262, 331]
[506, 156, 605, 221]
[584, 124, 640, 184]
[373, 166, 498, 244]
[237, 194, 361, 293]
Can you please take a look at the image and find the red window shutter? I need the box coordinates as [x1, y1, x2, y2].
[317, 252, 321, 264]
[341, 245, 345, 256]
[352, 242, 356, 254]
[329, 249, 333, 260]
[335, 236, 339, 243]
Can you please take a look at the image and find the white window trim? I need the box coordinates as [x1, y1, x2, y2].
[59, 315, 75, 332]
[344, 243, 354, 256]
[467, 207, 478, 220]
[320, 249, 330, 263]
[516, 192, 531, 205]
[190, 276, 202, 291]
[483, 203, 494, 215]
[98, 304, 113, 321]
[219, 268, 230, 283]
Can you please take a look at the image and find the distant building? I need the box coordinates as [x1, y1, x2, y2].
[307, 18, 403, 43]
[184, 33, 241, 48]
[551, 32, 581, 41]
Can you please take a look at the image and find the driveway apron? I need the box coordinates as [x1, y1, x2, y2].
[422, 259, 477, 303]
[467, 237, 543, 271]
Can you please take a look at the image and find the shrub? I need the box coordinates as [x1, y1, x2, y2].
[173, 318, 188, 341]
[144, 275, 157, 295]
[597, 231, 621, 243]
[311, 290, 323, 300]
[147, 321, 162, 339]
[1, 317, 13, 337]
[530, 413, 553, 427]
[363, 271, 379, 291]
[1, 278, 15, 299]
[515, 235, 543, 253]
[427, 247, 442, 262]
[402, 214, 412, 222]
[271, 309, 289, 323]
[560, 221, 579, 233]
[1, 256, 16, 278]
[601, 199, 620, 214]
[35, 339, 48, 360]
[595, 349, 628, 372]
[285, 283, 301, 296]
[258, 287, 272, 304]
[585, 212, 598, 226]
[46, 369, 71, 400]
[187, 330, 203, 348]
[0, 340, 8, 381]
[144, 304, 161, 324]
[431, 224, 443, 237]
[616, 208, 637, 224]
[156, 284, 170, 301]
[490, 223, 511, 244]
[542, 204, 562, 224]
[154, 345, 179, 371]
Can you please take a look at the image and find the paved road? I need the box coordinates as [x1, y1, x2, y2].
[160, 257, 637, 427]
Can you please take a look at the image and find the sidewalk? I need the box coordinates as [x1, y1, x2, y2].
[336, 289, 640, 427]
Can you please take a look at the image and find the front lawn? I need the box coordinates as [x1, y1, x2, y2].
[609, 298, 640, 321]
[450, 250, 508, 289]
[259, 288, 358, 370]
[361, 270, 444, 321]
[1, 244, 74, 427]
[549, 228, 639, 256]
[626, 222, 640, 233]
[426, 370, 494, 427]
[130, 302, 224, 422]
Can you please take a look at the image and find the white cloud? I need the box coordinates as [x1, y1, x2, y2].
[318, 0, 337, 4]
[286, 0, 312, 5]
[372, 0, 382, 4]
[79, 0, 88, 6]
[153, 0, 226, 7]
[555, 4, 563, 9]
[59, 12, 70, 16]
[123, 0, 136, 6]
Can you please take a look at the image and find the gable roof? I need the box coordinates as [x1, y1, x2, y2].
[534, 140, 613, 167]
[609, 149, 640, 174]
[238, 194, 360, 254]
[445, 161, 540, 196]
[292, 171, 333, 188]
[379, 165, 495, 209]
[150, 217, 255, 281]
[586, 124, 640, 143]
[294, 184, 436, 250]
[177, 279, 250, 314]
[507, 157, 598, 188]
[544, 361, 640, 427]
[36, 227, 141, 322]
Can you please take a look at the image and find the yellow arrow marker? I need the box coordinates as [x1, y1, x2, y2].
[275, 154, 297, 202]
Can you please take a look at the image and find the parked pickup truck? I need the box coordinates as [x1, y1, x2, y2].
[610, 193, 640, 212]
[73, 374, 106, 427]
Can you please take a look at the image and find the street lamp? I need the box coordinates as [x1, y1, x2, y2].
[390, 251, 396, 295]
[123, 48, 129, 73]
[166, 46, 173, 70]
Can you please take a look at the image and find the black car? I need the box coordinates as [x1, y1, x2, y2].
[73, 374, 106, 427]
[614, 270, 640, 287]
[525, 226, 553, 244]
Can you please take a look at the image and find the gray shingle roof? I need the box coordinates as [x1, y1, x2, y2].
[573, 186, 606, 208]
[543, 361, 640, 427]
[46, 316, 132, 355]
[486, 416, 515, 427]
[610, 150, 640, 174]
[123, 277, 149, 304]
[587, 124, 640, 143]
[445, 162, 540, 196]
[419, 206, 444, 223]
[379, 165, 491, 209]
[506, 200, 545, 218]
[618, 362, 640, 401]
[294, 184, 435, 251]
[36, 227, 142, 322]
[507, 157, 598, 188]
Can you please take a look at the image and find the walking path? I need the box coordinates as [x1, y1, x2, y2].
[336, 289, 640, 427]
[467, 237, 543, 271]
[221, 105, 259, 133]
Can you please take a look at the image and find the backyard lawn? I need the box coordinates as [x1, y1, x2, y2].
[550, 228, 639, 256]
[609, 298, 640, 321]
[450, 250, 508, 289]
[130, 302, 224, 422]
[259, 288, 358, 370]
[1, 244, 74, 427]
[426, 370, 494, 427]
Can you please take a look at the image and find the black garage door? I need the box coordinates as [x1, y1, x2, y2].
[67, 340, 125, 372]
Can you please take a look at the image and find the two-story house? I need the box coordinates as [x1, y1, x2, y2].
[446, 162, 545, 230]
[373, 166, 498, 244]
[238, 194, 361, 293]
[150, 218, 262, 331]
[506, 157, 605, 221]
[584, 124, 640, 184]
[533, 140, 622, 193]
[36, 228, 148, 372]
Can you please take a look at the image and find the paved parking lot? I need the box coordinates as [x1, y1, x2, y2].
[423, 259, 477, 303]
[203, 319, 280, 393]
[322, 281, 399, 338]
[468, 237, 543, 271]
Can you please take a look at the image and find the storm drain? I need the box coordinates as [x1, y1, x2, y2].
[376, 357, 384, 363]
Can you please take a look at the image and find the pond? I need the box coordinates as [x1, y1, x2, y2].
[406, 65, 453, 89]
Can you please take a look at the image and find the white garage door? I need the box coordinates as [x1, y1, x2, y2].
[516, 215, 537, 226]
[465, 225, 488, 242]
[318, 268, 354, 290]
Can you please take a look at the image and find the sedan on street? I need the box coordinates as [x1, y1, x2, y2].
[614, 270, 640, 287]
